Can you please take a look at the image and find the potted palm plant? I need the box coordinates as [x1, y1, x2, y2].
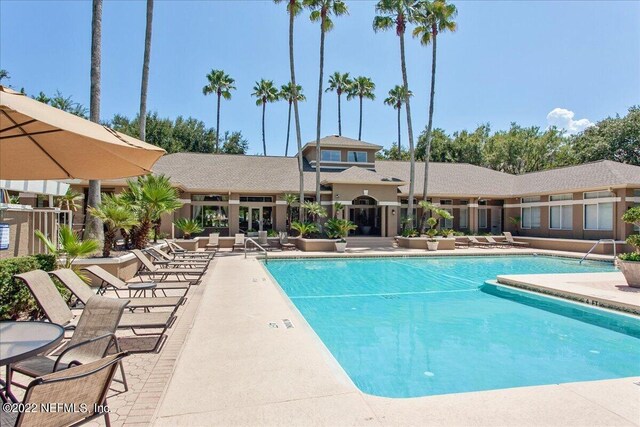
[618, 207, 640, 287]
[174, 218, 204, 239]
[325, 218, 357, 252]
[426, 217, 439, 251]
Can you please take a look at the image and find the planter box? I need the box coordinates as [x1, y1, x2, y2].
[174, 239, 198, 251]
[618, 259, 640, 288]
[396, 237, 456, 250]
[296, 237, 338, 252]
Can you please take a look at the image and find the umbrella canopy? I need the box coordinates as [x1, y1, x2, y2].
[0, 85, 166, 180]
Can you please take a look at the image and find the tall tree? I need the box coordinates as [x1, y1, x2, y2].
[413, 0, 457, 202]
[274, 0, 305, 220]
[280, 82, 306, 156]
[251, 79, 280, 156]
[202, 69, 236, 152]
[0, 69, 9, 82]
[347, 76, 376, 140]
[384, 84, 413, 152]
[325, 71, 352, 136]
[305, 0, 349, 202]
[374, 0, 418, 229]
[139, 0, 154, 141]
[85, 0, 104, 244]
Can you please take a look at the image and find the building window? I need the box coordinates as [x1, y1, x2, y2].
[550, 193, 573, 202]
[584, 203, 613, 231]
[193, 205, 229, 228]
[550, 205, 572, 230]
[239, 196, 273, 203]
[347, 151, 368, 162]
[192, 194, 229, 202]
[584, 190, 614, 200]
[521, 196, 541, 204]
[321, 150, 341, 162]
[440, 199, 453, 205]
[521, 206, 541, 229]
[478, 209, 488, 228]
[459, 207, 468, 229]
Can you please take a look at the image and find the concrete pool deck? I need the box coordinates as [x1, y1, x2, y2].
[154, 251, 639, 426]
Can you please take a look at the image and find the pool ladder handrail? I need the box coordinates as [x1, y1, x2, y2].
[579, 239, 616, 264]
[244, 237, 268, 263]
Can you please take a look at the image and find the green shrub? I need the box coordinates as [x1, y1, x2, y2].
[0, 254, 68, 320]
[619, 252, 640, 262]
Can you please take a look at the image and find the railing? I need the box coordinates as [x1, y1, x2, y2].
[579, 239, 617, 264]
[244, 237, 268, 263]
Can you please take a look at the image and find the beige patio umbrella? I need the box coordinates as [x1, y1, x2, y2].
[0, 85, 166, 180]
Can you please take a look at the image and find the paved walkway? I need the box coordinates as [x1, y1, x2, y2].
[154, 253, 640, 426]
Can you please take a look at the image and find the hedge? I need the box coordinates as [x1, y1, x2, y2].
[0, 254, 69, 320]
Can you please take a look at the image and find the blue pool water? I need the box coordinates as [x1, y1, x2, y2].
[264, 256, 640, 398]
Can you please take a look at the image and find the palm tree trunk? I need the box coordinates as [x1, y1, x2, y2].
[422, 27, 437, 201]
[399, 29, 416, 230]
[139, 0, 153, 141]
[288, 1, 304, 221]
[285, 101, 292, 156]
[397, 105, 401, 153]
[358, 95, 363, 140]
[86, 0, 104, 244]
[314, 26, 325, 204]
[215, 93, 221, 153]
[261, 102, 267, 156]
[337, 92, 342, 136]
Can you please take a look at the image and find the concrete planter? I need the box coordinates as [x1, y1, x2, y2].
[618, 259, 640, 288]
[296, 237, 337, 252]
[174, 239, 198, 251]
[396, 237, 456, 250]
[426, 240, 439, 251]
[335, 241, 347, 253]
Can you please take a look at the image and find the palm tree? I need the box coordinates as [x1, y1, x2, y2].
[347, 76, 376, 140]
[374, 0, 418, 229]
[304, 0, 349, 203]
[274, 0, 305, 220]
[56, 189, 83, 212]
[35, 225, 100, 269]
[88, 194, 139, 257]
[325, 72, 352, 136]
[281, 193, 299, 231]
[413, 0, 457, 203]
[252, 79, 280, 156]
[280, 83, 306, 156]
[0, 69, 9, 82]
[139, 0, 154, 141]
[85, 0, 104, 244]
[202, 69, 236, 152]
[384, 85, 413, 152]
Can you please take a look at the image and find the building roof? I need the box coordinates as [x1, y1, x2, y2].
[321, 166, 405, 185]
[150, 154, 639, 198]
[300, 135, 383, 153]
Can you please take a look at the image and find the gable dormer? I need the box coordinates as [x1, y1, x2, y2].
[300, 135, 382, 170]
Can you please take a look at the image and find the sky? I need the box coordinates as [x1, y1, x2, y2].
[1, 0, 639, 156]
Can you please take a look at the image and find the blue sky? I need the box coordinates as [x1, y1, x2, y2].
[1, 0, 638, 156]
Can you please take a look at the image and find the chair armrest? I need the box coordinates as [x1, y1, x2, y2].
[53, 333, 117, 372]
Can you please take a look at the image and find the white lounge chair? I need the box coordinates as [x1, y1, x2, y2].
[233, 233, 245, 252]
[206, 232, 219, 251]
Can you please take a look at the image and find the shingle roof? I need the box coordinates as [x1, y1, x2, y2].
[151, 154, 639, 197]
[301, 135, 383, 152]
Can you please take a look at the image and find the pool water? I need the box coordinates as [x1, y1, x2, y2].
[264, 256, 640, 398]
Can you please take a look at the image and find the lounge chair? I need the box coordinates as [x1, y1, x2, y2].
[148, 247, 211, 268]
[16, 270, 175, 352]
[132, 249, 206, 283]
[82, 265, 191, 297]
[165, 240, 214, 258]
[12, 295, 129, 392]
[233, 233, 245, 252]
[51, 269, 185, 312]
[485, 236, 509, 248]
[279, 232, 296, 251]
[257, 231, 271, 250]
[503, 231, 530, 248]
[205, 232, 220, 251]
[468, 236, 495, 248]
[454, 236, 470, 248]
[1, 353, 128, 427]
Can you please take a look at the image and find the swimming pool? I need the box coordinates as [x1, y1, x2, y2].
[264, 256, 640, 398]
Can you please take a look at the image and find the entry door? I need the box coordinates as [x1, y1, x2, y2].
[490, 206, 502, 233]
[250, 208, 261, 231]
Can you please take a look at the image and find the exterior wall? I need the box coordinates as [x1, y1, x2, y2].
[332, 183, 398, 204]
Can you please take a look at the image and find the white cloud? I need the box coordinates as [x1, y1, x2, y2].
[546, 108, 594, 135]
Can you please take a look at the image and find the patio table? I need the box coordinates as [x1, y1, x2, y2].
[0, 321, 64, 403]
[127, 282, 157, 298]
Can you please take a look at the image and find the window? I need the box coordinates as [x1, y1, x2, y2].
[521, 206, 541, 229]
[440, 199, 453, 205]
[193, 205, 229, 228]
[584, 191, 614, 200]
[584, 203, 613, 230]
[550, 205, 572, 230]
[521, 196, 540, 204]
[347, 151, 368, 162]
[192, 194, 228, 202]
[459, 207, 468, 229]
[239, 196, 273, 203]
[550, 193, 572, 202]
[478, 209, 488, 228]
[321, 150, 341, 162]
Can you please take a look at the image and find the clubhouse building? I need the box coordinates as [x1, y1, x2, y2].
[66, 135, 640, 243]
